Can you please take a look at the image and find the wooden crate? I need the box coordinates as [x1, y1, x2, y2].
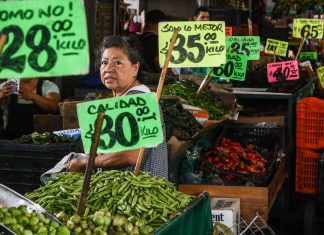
[178, 162, 287, 221]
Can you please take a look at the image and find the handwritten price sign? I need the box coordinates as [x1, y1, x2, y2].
[293, 19, 323, 39]
[317, 66, 324, 88]
[267, 60, 299, 83]
[158, 21, 226, 68]
[77, 93, 163, 154]
[299, 51, 318, 61]
[226, 36, 260, 60]
[210, 53, 247, 81]
[264, 38, 288, 57]
[0, 0, 89, 78]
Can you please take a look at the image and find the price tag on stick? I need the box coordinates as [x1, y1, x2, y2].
[267, 60, 299, 83]
[77, 93, 163, 154]
[299, 51, 318, 61]
[264, 38, 288, 57]
[317, 66, 324, 88]
[210, 53, 247, 81]
[158, 21, 226, 68]
[226, 36, 260, 60]
[293, 18, 324, 39]
[0, 0, 89, 78]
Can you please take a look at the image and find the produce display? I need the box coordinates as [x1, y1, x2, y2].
[57, 208, 153, 235]
[0, 205, 70, 235]
[162, 79, 229, 120]
[203, 137, 268, 180]
[26, 171, 194, 230]
[160, 98, 202, 141]
[15, 132, 80, 145]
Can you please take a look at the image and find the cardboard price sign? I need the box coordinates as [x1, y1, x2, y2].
[226, 36, 260, 60]
[225, 27, 232, 36]
[0, 0, 89, 79]
[267, 60, 299, 83]
[317, 66, 324, 88]
[264, 38, 288, 57]
[293, 19, 324, 39]
[299, 51, 318, 61]
[210, 53, 247, 81]
[159, 21, 226, 68]
[77, 93, 163, 154]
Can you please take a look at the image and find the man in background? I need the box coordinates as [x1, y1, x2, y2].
[194, 6, 210, 21]
[138, 10, 166, 73]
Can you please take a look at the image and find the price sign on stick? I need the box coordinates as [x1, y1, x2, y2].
[299, 51, 318, 61]
[77, 93, 163, 154]
[317, 66, 324, 88]
[264, 38, 288, 57]
[293, 19, 323, 39]
[158, 21, 226, 68]
[226, 36, 260, 60]
[267, 60, 299, 83]
[210, 53, 247, 81]
[0, 0, 89, 78]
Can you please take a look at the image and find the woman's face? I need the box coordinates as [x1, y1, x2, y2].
[100, 47, 139, 93]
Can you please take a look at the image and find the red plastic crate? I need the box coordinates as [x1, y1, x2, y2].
[296, 97, 324, 150]
[295, 148, 320, 194]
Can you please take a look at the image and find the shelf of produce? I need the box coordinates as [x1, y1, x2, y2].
[178, 161, 287, 222]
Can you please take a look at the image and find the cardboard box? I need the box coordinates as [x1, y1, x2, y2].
[211, 198, 240, 235]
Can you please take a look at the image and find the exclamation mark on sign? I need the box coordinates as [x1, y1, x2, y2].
[69, 2, 73, 17]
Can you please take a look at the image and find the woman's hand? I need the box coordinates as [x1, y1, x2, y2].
[65, 157, 88, 172]
[0, 83, 13, 99]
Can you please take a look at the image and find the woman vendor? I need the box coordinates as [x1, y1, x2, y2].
[65, 36, 168, 179]
[0, 78, 60, 139]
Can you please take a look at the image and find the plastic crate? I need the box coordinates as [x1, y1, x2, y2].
[295, 148, 320, 194]
[0, 140, 82, 194]
[296, 97, 324, 150]
[222, 124, 283, 158]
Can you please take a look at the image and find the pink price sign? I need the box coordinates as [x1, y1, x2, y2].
[226, 27, 233, 36]
[267, 60, 299, 83]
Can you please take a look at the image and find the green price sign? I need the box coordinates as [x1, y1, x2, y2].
[264, 38, 288, 57]
[299, 51, 318, 61]
[210, 53, 247, 81]
[158, 21, 226, 68]
[77, 93, 163, 154]
[226, 36, 260, 60]
[293, 19, 323, 39]
[317, 66, 324, 88]
[0, 0, 89, 79]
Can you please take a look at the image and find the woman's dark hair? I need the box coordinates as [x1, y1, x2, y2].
[99, 35, 142, 65]
[99, 35, 144, 82]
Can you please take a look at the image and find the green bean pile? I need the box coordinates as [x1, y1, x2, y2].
[162, 79, 229, 120]
[26, 171, 194, 229]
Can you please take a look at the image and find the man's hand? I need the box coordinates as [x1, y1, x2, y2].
[19, 85, 36, 101]
[0, 83, 13, 99]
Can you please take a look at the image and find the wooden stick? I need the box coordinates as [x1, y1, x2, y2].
[296, 37, 306, 60]
[196, 68, 213, 98]
[0, 34, 7, 57]
[156, 30, 179, 100]
[77, 112, 105, 216]
[134, 29, 179, 176]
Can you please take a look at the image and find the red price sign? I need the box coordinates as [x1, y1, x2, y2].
[225, 27, 232, 36]
[267, 60, 299, 83]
